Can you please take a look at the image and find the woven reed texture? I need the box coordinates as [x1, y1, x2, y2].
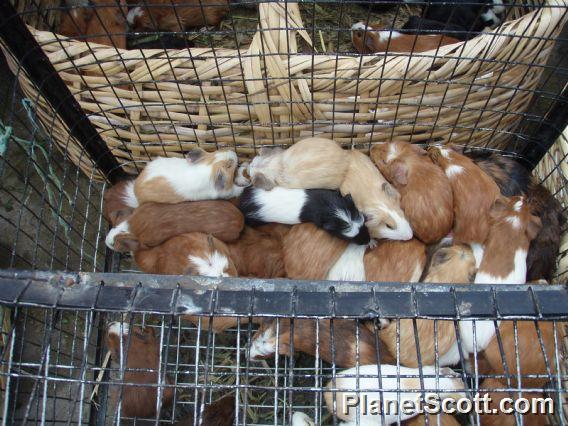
[1, 0, 566, 179]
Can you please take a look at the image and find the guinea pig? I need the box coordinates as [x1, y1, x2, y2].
[283, 223, 349, 280]
[428, 146, 501, 245]
[370, 141, 453, 244]
[478, 320, 563, 389]
[351, 22, 460, 54]
[373, 243, 470, 369]
[477, 378, 549, 426]
[324, 365, 466, 425]
[364, 238, 427, 283]
[134, 148, 244, 205]
[249, 318, 394, 368]
[239, 186, 370, 245]
[106, 322, 174, 419]
[247, 137, 350, 191]
[134, 232, 237, 277]
[341, 150, 413, 241]
[468, 151, 566, 282]
[105, 200, 244, 252]
[103, 178, 138, 227]
[127, 0, 228, 32]
[291, 412, 314, 426]
[175, 394, 235, 426]
[227, 226, 286, 278]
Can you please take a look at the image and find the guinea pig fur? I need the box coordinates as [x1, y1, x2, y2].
[370, 141, 453, 244]
[227, 226, 286, 278]
[175, 394, 235, 426]
[134, 232, 237, 277]
[477, 378, 549, 426]
[428, 146, 501, 245]
[239, 186, 370, 245]
[478, 320, 565, 389]
[364, 239, 426, 283]
[127, 0, 229, 32]
[103, 178, 138, 227]
[324, 365, 465, 425]
[249, 318, 394, 368]
[340, 150, 413, 241]
[248, 137, 350, 191]
[106, 322, 174, 418]
[351, 22, 460, 54]
[134, 148, 243, 205]
[377, 244, 473, 368]
[283, 223, 349, 280]
[105, 200, 244, 252]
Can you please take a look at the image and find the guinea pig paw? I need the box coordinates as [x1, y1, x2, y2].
[367, 239, 378, 249]
[235, 162, 251, 187]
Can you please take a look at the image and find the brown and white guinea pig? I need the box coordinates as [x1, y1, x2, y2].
[247, 137, 350, 191]
[370, 142, 453, 244]
[351, 22, 460, 54]
[249, 318, 394, 368]
[477, 378, 549, 426]
[103, 178, 138, 227]
[134, 232, 237, 277]
[127, 0, 228, 32]
[428, 146, 501, 247]
[283, 223, 349, 280]
[134, 148, 244, 205]
[105, 200, 244, 252]
[226, 226, 286, 278]
[468, 151, 566, 282]
[376, 244, 474, 368]
[477, 321, 563, 389]
[106, 322, 174, 418]
[364, 238, 427, 283]
[239, 186, 370, 245]
[175, 394, 235, 426]
[341, 150, 413, 241]
[324, 365, 465, 425]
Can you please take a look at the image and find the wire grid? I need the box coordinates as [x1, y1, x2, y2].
[0, 279, 566, 425]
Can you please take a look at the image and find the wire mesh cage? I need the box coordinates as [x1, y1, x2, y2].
[0, 0, 567, 423]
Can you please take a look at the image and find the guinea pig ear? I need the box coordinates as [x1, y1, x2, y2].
[489, 196, 509, 219]
[343, 193, 354, 205]
[115, 235, 140, 252]
[363, 30, 378, 53]
[382, 181, 400, 201]
[251, 173, 275, 190]
[391, 161, 408, 186]
[214, 169, 228, 191]
[431, 248, 449, 267]
[526, 214, 542, 241]
[187, 147, 206, 163]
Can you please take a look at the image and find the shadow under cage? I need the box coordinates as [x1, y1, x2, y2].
[0, 0, 567, 423]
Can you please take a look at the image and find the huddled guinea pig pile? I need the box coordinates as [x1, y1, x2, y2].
[103, 137, 565, 424]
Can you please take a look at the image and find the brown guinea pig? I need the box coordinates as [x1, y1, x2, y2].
[428, 146, 501, 245]
[126, 0, 228, 32]
[364, 238, 427, 283]
[175, 394, 235, 426]
[105, 200, 244, 252]
[103, 178, 138, 227]
[227, 226, 286, 279]
[422, 243, 477, 284]
[351, 22, 460, 54]
[249, 318, 394, 368]
[107, 322, 174, 418]
[370, 141, 453, 244]
[283, 223, 349, 280]
[477, 378, 549, 426]
[134, 232, 237, 277]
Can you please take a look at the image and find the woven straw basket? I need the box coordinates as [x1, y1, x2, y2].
[1, 0, 567, 277]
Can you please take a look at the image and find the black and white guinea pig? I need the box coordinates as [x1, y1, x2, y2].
[239, 186, 371, 245]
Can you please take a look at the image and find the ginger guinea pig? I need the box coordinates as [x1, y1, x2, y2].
[371, 141, 453, 244]
[134, 148, 244, 205]
[248, 137, 350, 190]
[134, 233, 237, 277]
[107, 323, 174, 418]
[364, 239, 427, 283]
[105, 200, 244, 252]
[341, 150, 413, 241]
[127, 0, 228, 32]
